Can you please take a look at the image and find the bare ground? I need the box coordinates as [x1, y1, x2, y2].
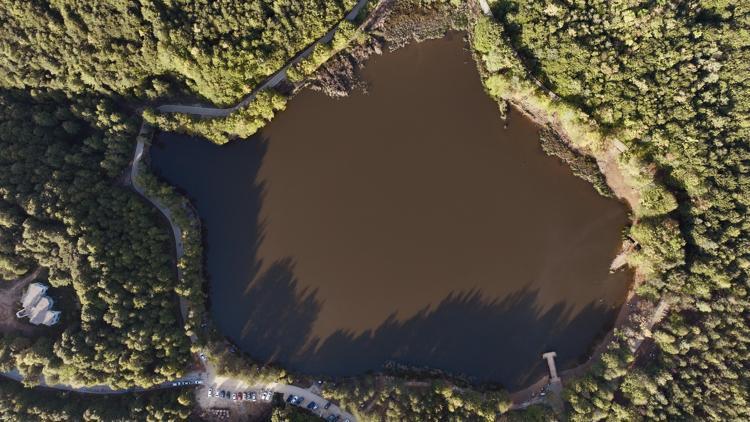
[506, 98, 640, 212]
[0, 268, 43, 335]
[597, 141, 641, 210]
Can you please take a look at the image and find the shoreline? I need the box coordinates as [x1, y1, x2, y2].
[115, 0, 653, 417]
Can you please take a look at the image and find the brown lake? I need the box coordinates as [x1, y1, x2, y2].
[151, 34, 631, 389]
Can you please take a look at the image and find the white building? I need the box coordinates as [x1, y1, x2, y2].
[16, 282, 60, 326]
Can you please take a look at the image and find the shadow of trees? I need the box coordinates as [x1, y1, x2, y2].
[233, 267, 615, 390]
[151, 131, 620, 391]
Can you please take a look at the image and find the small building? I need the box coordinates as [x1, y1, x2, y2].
[16, 282, 60, 326]
[21, 282, 47, 310]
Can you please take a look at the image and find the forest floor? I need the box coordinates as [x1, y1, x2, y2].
[0, 268, 43, 336]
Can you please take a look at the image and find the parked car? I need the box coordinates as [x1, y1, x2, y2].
[324, 401, 332, 409]
[294, 396, 304, 406]
[307, 402, 319, 410]
[219, 390, 226, 398]
[207, 387, 214, 397]
[231, 393, 237, 401]
[250, 391, 257, 401]
[326, 416, 339, 422]
[286, 395, 295, 403]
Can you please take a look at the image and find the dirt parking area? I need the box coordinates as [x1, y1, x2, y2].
[0, 268, 42, 335]
[196, 384, 274, 422]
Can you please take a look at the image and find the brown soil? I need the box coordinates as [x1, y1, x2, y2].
[0, 268, 43, 335]
[506, 99, 640, 212]
[597, 142, 641, 210]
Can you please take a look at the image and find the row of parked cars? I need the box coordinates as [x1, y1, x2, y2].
[171, 379, 203, 387]
[286, 396, 346, 422]
[208, 387, 273, 402]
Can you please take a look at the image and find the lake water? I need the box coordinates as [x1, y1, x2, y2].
[151, 34, 631, 390]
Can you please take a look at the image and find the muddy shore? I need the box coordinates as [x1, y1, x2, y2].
[306, 0, 469, 97]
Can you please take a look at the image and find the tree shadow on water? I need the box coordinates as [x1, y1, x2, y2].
[237, 258, 322, 365]
[235, 271, 616, 390]
[150, 131, 621, 391]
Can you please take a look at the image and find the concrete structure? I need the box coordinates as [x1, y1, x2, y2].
[542, 351, 560, 382]
[20, 282, 47, 310]
[16, 282, 60, 326]
[478, 0, 492, 16]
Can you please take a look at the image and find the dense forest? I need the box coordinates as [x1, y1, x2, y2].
[0, 0, 362, 411]
[473, 0, 749, 420]
[0, 0, 355, 106]
[324, 375, 511, 421]
[0, 0, 747, 420]
[0, 377, 194, 421]
[0, 91, 191, 387]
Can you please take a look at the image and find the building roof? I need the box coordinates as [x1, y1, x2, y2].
[21, 282, 47, 309]
[40, 310, 60, 326]
[17, 283, 59, 326]
[29, 296, 53, 325]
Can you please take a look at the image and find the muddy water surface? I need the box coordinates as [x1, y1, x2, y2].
[151, 34, 630, 389]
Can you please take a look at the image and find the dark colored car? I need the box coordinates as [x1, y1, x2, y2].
[324, 401, 332, 409]
[307, 402, 318, 410]
[286, 395, 295, 403]
[326, 416, 340, 422]
[219, 390, 226, 398]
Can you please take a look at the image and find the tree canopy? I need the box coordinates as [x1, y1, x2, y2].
[474, 0, 750, 419]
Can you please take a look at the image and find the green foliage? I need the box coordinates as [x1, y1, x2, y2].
[145, 91, 287, 144]
[638, 184, 678, 217]
[0, 91, 191, 387]
[271, 404, 321, 422]
[202, 337, 286, 386]
[539, 128, 613, 197]
[133, 136, 208, 343]
[0, 201, 32, 279]
[472, 16, 520, 74]
[0, 376, 194, 421]
[502, 404, 556, 421]
[287, 21, 366, 83]
[481, 0, 750, 419]
[629, 217, 686, 275]
[325, 376, 511, 421]
[0, 0, 356, 106]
